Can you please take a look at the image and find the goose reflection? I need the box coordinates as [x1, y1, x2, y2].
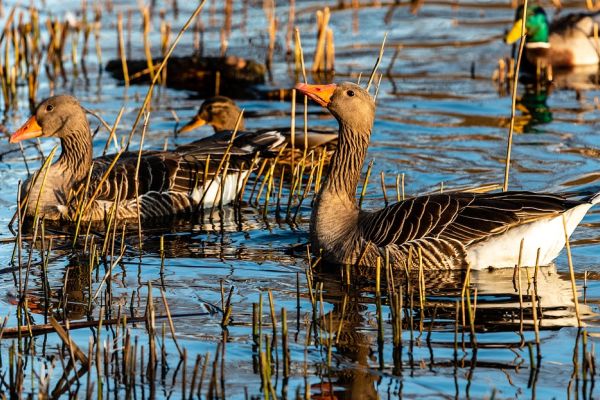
[7, 257, 93, 322]
[310, 264, 593, 399]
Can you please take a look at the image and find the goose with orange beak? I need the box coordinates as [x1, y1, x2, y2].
[10, 116, 43, 143]
[176, 95, 338, 154]
[296, 81, 600, 270]
[9, 95, 283, 221]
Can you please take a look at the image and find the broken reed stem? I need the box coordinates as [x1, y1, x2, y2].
[221, 286, 234, 328]
[530, 250, 541, 348]
[366, 32, 387, 92]
[133, 112, 151, 250]
[2, 310, 209, 338]
[375, 256, 381, 294]
[326, 28, 335, 71]
[142, 7, 155, 82]
[503, 0, 528, 191]
[49, 317, 89, 366]
[282, 307, 290, 378]
[294, 28, 307, 83]
[516, 239, 525, 343]
[358, 159, 374, 208]
[562, 215, 582, 328]
[290, 88, 296, 179]
[160, 288, 183, 358]
[102, 107, 125, 156]
[312, 7, 330, 72]
[380, 171, 388, 206]
[117, 11, 129, 86]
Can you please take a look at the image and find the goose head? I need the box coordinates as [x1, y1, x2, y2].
[295, 82, 375, 136]
[9, 95, 88, 143]
[178, 96, 244, 134]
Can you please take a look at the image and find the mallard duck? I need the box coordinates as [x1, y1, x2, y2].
[9, 95, 283, 222]
[296, 82, 599, 270]
[505, 5, 600, 68]
[177, 96, 339, 156]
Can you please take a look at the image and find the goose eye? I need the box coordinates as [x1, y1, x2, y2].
[347, 90, 355, 97]
[46, 104, 54, 112]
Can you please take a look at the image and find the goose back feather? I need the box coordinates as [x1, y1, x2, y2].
[11, 95, 282, 222]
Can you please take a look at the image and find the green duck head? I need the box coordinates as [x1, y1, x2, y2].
[505, 5, 550, 44]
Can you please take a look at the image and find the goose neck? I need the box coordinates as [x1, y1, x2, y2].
[56, 127, 93, 181]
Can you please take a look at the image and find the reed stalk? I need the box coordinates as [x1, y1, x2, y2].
[367, 32, 387, 91]
[160, 289, 183, 357]
[358, 159, 374, 208]
[503, 0, 528, 191]
[117, 12, 129, 86]
[562, 215, 582, 327]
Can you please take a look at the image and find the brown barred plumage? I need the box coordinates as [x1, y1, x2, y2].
[10, 95, 284, 222]
[298, 82, 600, 270]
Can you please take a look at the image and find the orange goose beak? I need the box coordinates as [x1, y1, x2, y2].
[295, 83, 336, 107]
[10, 116, 43, 143]
[178, 115, 207, 134]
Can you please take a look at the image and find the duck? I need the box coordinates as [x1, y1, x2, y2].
[505, 5, 600, 68]
[9, 95, 284, 222]
[177, 96, 339, 161]
[296, 81, 600, 270]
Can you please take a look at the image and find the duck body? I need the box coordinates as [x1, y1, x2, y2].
[11, 95, 283, 222]
[506, 6, 600, 68]
[297, 82, 599, 270]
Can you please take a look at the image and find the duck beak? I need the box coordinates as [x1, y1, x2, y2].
[10, 116, 43, 143]
[295, 83, 337, 107]
[505, 19, 524, 44]
[177, 115, 207, 134]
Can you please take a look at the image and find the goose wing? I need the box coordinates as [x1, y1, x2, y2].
[87, 129, 285, 203]
[176, 129, 285, 155]
[85, 151, 220, 203]
[265, 127, 338, 149]
[359, 191, 583, 247]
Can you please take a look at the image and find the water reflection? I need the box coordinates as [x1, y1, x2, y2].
[518, 86, 552, 132]
[8, 257, 92, 322]
[309, 263, 593, 399]
[515, 64, 600, 133]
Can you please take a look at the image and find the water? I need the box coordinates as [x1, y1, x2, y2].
[0, 0, 599, 398]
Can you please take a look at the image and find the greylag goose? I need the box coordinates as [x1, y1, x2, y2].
[9, 95, 283, 222]
[296, 82, 600, 270]
[177, 95, 339, 155]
